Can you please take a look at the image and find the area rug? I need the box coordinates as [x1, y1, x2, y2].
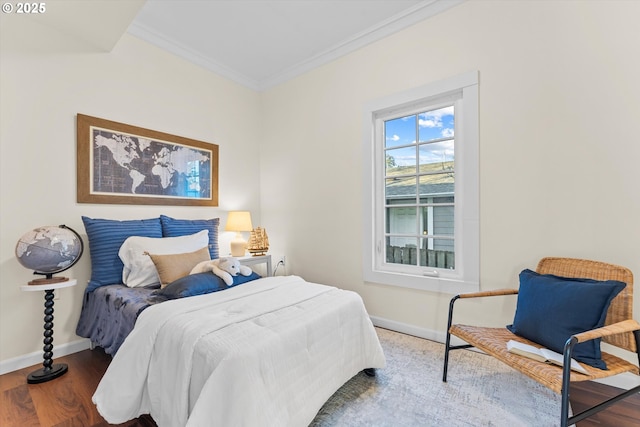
[310, 327, 562, 426]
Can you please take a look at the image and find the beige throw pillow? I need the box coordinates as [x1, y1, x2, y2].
[146, 246, 211, 288]
[119, 230, 209, 288]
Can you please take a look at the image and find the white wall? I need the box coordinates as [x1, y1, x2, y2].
[260, 0, 640, 343]
[0, 33, 262, 364]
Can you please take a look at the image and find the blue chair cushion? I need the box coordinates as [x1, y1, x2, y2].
[507, 269, 626, 369]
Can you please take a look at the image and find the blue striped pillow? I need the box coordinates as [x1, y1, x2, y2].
[160, 215, 220, 259]
[82, 216, 162, 291]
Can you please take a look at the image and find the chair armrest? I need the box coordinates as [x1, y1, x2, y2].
[572, 319, 640, 344]
[446, 289, 519, 339]
[456, 288, 519, 299]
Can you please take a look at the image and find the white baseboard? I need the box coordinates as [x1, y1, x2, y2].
[370, 315, 442, 341]
[369, 315, 638, 391]
[370, 315, 471, 347]
[0, 339, 91, 375]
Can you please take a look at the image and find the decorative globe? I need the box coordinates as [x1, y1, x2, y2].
[15, 225, 84, 279]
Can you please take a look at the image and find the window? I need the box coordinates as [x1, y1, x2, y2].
[363, 72, 479, 293]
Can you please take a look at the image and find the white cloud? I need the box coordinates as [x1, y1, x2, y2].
[394, 155, 416, 166]
[419, 106, 454, 128]
[419, 140, 455, 163]
[419, 118, 440, 128]
[441, 128, 454, 138]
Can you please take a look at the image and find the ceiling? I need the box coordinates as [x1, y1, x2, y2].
[129, 0, 463, 90]
[1, 0, 463, 91]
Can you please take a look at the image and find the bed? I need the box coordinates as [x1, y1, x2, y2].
[76, 215, 386, 426]
[76, 283, 164, 355]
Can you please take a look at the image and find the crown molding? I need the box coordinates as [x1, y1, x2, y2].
[259, 0, 465, 91]
[127, 21, 262, 91]
[128, 0, 465, 92]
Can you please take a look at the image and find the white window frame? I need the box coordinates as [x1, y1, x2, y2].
[362, 71, 479, 294]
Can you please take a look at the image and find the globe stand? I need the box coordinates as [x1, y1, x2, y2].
[29, 276, 67, 286]
[27, 285, 68, 384]
[16, 224, 83, 384]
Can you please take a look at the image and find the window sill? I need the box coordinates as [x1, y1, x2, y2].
[364, 269, 479, 294]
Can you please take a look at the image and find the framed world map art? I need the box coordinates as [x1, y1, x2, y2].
[77, 114, 218, 206]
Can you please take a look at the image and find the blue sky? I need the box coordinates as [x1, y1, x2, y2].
[385, 106, 455, 168]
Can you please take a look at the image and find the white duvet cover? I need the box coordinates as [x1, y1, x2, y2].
[93, 275, 386, 427]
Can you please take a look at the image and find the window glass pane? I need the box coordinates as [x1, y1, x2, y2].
[420, 196, 454, 204]
[385, 206, 416, 234]
[433, 206, 454, 236]
[432, 196, 454, 204]
[385, 236, 419, 265]
[385, 115, 416, 148]
[418, 140, 455, 167]
[419, 206, 454, 236]
[418, 173, 454, 201]
[418, 238, 455, 269]
[418, 106, 454, 142]
[385, 146, 416, 175]
[386, 176, 416, 201]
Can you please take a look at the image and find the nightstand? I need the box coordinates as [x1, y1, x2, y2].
[238, 254, 272, 277]
[21, 279, 77, 384]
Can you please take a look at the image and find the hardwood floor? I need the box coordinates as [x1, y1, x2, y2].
[1, 348, 638, 426]
[570, 380, 640, 427]
[0, 349, 154, 427]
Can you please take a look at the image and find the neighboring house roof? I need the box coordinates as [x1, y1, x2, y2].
[386, 182, 454, 199]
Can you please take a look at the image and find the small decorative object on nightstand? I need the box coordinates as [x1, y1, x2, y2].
[15, 225, 84, 384]
[247, 227, 269, 256]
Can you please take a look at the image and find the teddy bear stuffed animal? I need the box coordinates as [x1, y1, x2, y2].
[190, 257, 252, 286]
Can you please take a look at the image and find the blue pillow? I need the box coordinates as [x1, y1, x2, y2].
[155, 271, 261, 299]
[82, 216, 162, 291]
[160, 215, 220, 260]
[507, 269, 626, 370]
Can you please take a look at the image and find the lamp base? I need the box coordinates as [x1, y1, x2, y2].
[230, 239, 247, 257]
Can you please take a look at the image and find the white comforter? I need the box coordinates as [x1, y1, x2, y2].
[93, 275, 386, 427]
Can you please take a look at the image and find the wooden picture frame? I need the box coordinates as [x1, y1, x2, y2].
[77, 114, 218, 206]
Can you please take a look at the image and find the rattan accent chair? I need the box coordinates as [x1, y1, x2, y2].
[442, 257, 640, 427]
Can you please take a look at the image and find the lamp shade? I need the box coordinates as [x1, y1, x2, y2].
[225, 211, 253, 257]
[225, 211, 253, 232]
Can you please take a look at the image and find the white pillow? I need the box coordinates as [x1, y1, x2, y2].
[118, 230, 209, 287]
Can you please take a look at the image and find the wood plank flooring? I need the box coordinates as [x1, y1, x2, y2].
[0, 349, 153, 427]
[570, 380, 640, 426]
[1, 348, 638, 426]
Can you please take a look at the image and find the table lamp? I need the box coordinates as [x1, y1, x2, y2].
[225, 211, 253, 257]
